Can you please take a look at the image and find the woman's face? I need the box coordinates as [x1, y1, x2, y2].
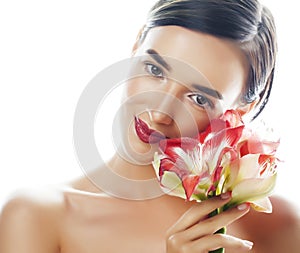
[117, 25, 249, 164]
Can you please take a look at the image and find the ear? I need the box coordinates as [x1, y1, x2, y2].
[131, 25, 145, 55]
[237, 100, 259, 117]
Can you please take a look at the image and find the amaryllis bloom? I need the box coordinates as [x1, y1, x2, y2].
[152, 109, 280, 213]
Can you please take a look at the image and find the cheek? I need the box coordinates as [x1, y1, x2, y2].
[194, 112, 211, 134]
[123, 79, 139, 99]
[173, 109, 210, 137]
[121, 79, 151, 112]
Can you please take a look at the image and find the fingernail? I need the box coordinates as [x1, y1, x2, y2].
[237, 203, 250, 211]
[220, 192, 231, 199]
[243, 240, 254, 249]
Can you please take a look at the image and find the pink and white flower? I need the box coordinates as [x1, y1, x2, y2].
[152, 110, 280, 213]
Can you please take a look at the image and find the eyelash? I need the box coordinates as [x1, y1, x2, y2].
[143, 62, 214, 109]
[188, 93, 214, 108]
[144, 62, 165, 79]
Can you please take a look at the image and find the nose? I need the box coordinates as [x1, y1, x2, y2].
[147, 80, 182, 125]
[148, 110, 173, 125]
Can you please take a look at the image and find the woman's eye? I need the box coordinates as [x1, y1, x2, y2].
[144, 63, 164, 78]
[189, 94, 213, 108]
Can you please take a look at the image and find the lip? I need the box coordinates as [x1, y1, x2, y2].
[134, 117, 166, 144]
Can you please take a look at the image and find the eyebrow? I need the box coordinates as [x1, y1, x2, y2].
[146, 49, 171, 71]
[146, 49, 223, 100]
[191, 84, 223, 100]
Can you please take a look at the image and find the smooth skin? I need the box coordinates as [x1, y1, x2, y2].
[1, 26, 300, 253]
[1, 181, 299, 253]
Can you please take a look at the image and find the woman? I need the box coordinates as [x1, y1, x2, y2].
[0, 0, 299, 252]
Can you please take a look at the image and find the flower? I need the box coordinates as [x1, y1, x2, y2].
[152, 109, 280, 213]
[152, 110, 281, 253]
[153, 110, 280, 252]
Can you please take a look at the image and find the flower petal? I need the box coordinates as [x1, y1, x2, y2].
[221, 109, 244, 127]
[248, 137, 280, 155]
[238, 154, 261, 179]
[198, 119, 229, 143]
[250, 197, 273, 213]
[221, 157, 240, 191]
[182, 175, 201, 200]
[160, 158, 188, 179]
[160, 171, 186, 199]
[152, 152, 162, 178]
[203, 126, 244, 172]
[230, 174, 277, 205]
[159, 137, 199, 157]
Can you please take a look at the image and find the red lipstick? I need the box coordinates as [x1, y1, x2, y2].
[134, 117, 165, 144]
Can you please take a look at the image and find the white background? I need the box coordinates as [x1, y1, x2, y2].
[0, 0, 299, 208]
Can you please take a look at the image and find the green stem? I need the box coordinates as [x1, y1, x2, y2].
[208, 204, 226, 253]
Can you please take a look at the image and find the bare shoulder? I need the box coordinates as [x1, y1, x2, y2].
[0, 185, 69, 253]
[266, 195, 300, 231]
[0, 185, 68, 218]
[0, 175, 114, 252]
[243, 195, 300, 252]
[267, 195, 300, 252]
[270, 195, 300, 220]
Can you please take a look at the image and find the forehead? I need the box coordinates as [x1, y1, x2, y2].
[136, 26, 249, 105]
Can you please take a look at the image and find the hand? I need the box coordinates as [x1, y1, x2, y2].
[166, 193, 254, 252]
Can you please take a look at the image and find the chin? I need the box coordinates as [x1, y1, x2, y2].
[115, 126, 159, 165]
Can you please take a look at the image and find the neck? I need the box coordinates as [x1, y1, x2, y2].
[108, 154, 158, 180]
[86, 153, 165, 200]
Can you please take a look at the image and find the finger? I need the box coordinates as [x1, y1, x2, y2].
[189, 233, 254, 252]
[184, 203, 250, 241]
[168, 192, 232, 234]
